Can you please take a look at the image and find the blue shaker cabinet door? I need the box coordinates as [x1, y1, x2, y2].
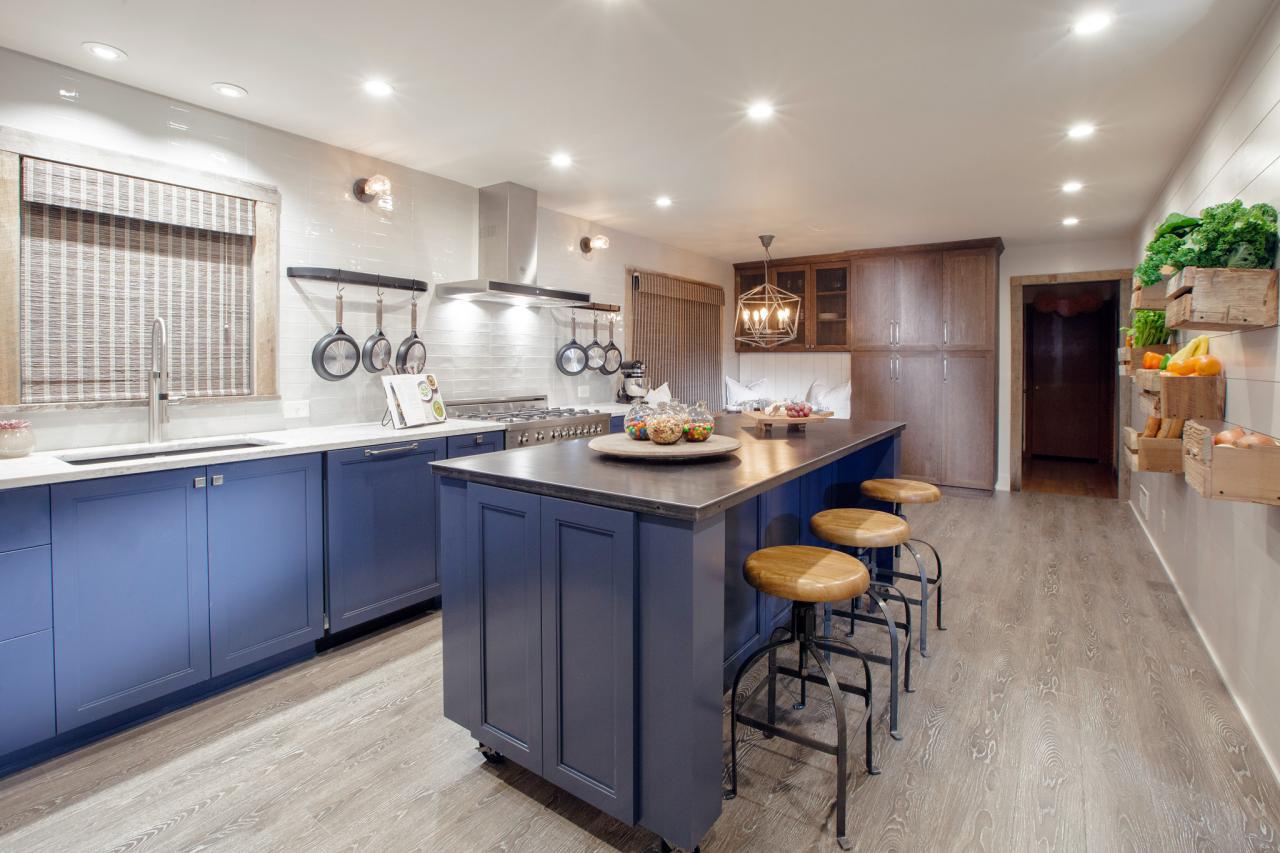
[467, 484, 543, 773]
[609, 415, 625, 434]
[0, 630, 55, 755]
[540, 497, 636, 823]
[446, 430, 505, 458]
[326, 438, 446, 632]
[207, 454, 324, 677]
[51, 468, 211, 732]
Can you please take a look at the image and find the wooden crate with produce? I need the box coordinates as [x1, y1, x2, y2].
[1182, 420, 1280, 505]
[1119, 310, 1173, 376]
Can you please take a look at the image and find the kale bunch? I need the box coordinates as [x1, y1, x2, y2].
[1135, 212, 1201, 286]
[1181, 200, 1278, 270]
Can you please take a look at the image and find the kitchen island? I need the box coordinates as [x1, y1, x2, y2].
[431, 416, 905, 850]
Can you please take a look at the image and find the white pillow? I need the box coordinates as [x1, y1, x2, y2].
[726, 376, 771, 406]
[805, 380, 852, 419]
[645, 382, 672, 404]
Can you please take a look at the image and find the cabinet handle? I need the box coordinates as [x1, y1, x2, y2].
[474, 434, 485, 445]
[365, 442, 420, 457]
[211, 474, 224, 486]
[943, 356, 948, 383]
[943, 321, 949, 345]
[888, 320, 895, 346]
[193, 476, 206, 489]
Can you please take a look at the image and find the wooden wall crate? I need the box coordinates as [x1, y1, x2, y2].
[1118, 345, 1173, 376]
[1160, 374, 1225, 420]
[1133, 368, 1163, 393]
[1131, 285, 1169, 311]
[1182, 420, 1280, 505]
[1123, 426, 1183, 473]
[1138, 391, 1161, 418]
[1164, 266, 1278, 331]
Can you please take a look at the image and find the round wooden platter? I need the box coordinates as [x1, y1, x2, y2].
[587, 432, 742, 460]
[740, 410, 835, 433]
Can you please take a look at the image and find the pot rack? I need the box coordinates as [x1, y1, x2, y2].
[287, 266, 428, 293]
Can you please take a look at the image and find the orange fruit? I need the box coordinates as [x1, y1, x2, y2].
[1168, 360, 1196, 376]
[1190, 354, 1222, 376]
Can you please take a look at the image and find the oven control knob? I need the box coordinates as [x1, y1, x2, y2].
[551, 428, 561, 439]
[535, 431, 545, 441]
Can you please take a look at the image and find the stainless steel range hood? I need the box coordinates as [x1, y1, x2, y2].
[437, 182, 591, 307]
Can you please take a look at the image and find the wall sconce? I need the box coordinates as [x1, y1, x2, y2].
[354, 174, 394, 212]
[580, 234, 610, 254]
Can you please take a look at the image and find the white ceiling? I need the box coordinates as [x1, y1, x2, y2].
[0, 0, 1270, 261]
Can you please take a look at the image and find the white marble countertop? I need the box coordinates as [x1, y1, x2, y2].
[0, 419, 506, 492]
[594, 402, 636, 415]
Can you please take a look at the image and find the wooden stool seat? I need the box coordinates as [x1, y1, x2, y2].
[860, 478, 941, 505]
[744, 545, 870, 604]
[811, 508, 910, 549]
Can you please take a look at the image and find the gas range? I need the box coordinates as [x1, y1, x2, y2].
[446, 395, 611, 448]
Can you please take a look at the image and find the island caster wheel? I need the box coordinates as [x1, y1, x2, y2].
[477, 744, 505, 764]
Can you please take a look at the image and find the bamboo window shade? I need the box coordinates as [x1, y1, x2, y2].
[628, 270, 725, 410]
[18, 157, 256, 404]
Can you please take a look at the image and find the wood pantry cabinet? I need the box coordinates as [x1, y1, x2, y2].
[736, 237, 1001, 489]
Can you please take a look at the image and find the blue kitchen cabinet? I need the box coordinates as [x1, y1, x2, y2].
[446, 430, 505, 458]
[0, 487, 54, 755]
[51, 468, 211, 732]
[540, 497, 636, 823]
[466, 484, 543, 773]
[0, 486, 49, 552]
[327, 438, 446, 632]
[0, 630, 55, 754]
[610, 415, 624, 434]
[207, 454, 324, 677]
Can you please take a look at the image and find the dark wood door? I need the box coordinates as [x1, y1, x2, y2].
[812, 262, 851, 350]
[850, 256, 896, 348]
[1026, 305, 1110, 460]
[943, 249, 994, 349]
[895, 253, 943, 348]
[896, 352, 944, 483]
[943, 352, 996, 489]
[851, 351, 896, 422]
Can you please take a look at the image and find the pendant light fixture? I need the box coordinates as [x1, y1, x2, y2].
[734, 234, 800, 348]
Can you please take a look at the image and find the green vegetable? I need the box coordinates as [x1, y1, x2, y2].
[1121, 309, 1171, 347]
[1159, 354, 1171, 370]
[1180, 200, 1278, 270]
[1153, 212, 1201, 240]
[1135, 232, 1188, 287]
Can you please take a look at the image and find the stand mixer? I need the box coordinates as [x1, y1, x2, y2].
[617, 360, 649, 403]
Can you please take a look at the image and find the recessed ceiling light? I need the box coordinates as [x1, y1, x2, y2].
[211, 82, 247, 99]
[747, 101, 775, 122]
[1062, 217, 1080, 226]
[1072, 11, 1113, 35]
[362, 79, 394, 98]
[1067, 122, 1096, 139]
[82, 42, 126, 62]
[1062, 180, 1084, 193]
[655, 196, 672, 208]
[550, 152, 573, 169]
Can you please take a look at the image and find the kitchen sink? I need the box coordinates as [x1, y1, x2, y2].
[57, 438, 280, 466]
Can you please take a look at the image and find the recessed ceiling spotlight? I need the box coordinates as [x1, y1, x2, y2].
[747, 101, 775, 122]
[362, 79, 394, 98]
[655, 196, 672, 208]
[550, 152, 573, 169]
[1072, 11, 1113, 35]
[211, 82, 247, 99]
[1067, 122, 1096, 139]
[1062, 217, 1080, 226]
[1062, 180, 1084, 193]
[82, 41, 127, 62]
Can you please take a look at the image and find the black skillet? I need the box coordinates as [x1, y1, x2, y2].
[600, 315, 622, 375]
[362, 291, 393, 373]
[312, 288, 359, 381]
[556, 311, 588, 376]
[395, 294, 427, 374]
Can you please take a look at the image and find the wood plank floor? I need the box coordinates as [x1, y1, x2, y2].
[1, 490, 1277, 852]
[1022, 456, 1119, 499]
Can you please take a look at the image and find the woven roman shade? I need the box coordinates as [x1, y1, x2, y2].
[629, 270, 725, 411]
[19, 158, 255, 404]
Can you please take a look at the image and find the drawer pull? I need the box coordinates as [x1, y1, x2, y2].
[365, 442, 419, 457]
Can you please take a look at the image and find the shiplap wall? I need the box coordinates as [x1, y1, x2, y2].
[1129, 0, 1280, 781]
[737, 352, 850, 402]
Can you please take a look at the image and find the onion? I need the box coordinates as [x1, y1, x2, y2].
[1215, 427, 1245, 445]
[1234, 433, 1278, 449]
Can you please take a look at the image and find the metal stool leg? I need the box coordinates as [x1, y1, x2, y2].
[726, 624, 794, 800]
[871, 581, 913, 695]
[863, 588, 903, 740]
[806, 638, 851, 850]
[912, 537, 945, 631]
[903, 541, 932, 657]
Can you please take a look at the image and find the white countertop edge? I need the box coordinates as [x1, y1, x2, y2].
[0, 419, 507, 491]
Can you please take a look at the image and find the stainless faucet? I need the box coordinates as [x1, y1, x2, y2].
[148, 317, 185, 444]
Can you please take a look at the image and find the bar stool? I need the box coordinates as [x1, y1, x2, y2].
[809, 509, 914, 739]
[860, 478, 945, 656]
[726, 545, 879, 850]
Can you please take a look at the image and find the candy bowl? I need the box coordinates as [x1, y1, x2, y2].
[647, 401, 686, 445]
[624, 403, 654, 441]
[684, 401, 715, 442]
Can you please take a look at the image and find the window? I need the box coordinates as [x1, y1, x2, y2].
[2, 153, 276, 406]
[627, 269, 725, 410]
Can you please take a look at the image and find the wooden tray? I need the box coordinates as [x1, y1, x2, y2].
[587, 432, 741, 460]
[741, 410, 835, 433]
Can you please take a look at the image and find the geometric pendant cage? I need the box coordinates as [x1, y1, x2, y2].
[734, 234, 801, 348]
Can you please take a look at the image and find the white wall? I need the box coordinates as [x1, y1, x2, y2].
[1127, 2, 1280, 780]
[998, 238, 1137, 489]
[0, 48, 731, 450]
[736, 352, 849, 402]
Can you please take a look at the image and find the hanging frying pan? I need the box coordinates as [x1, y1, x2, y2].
[311, 287, 359, 381]
[585, 315, 606, 371]
[361, 290, 393, 373]
[556, 311, 588, 376]
[395, 294, 428, 374]
[601, 315, 622, 375]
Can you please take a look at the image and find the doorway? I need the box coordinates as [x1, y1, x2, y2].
[1019, 280, 1119, 498]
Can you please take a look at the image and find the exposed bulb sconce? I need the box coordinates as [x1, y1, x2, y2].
[580, 234, 610, 254]
[354, 174, 394, 212]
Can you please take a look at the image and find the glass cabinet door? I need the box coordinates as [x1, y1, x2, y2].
[770, 265, 809, 351]
[812, 262, 850, 350]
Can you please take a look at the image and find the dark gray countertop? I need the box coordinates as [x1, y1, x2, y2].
[431, 416, 905, 521]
